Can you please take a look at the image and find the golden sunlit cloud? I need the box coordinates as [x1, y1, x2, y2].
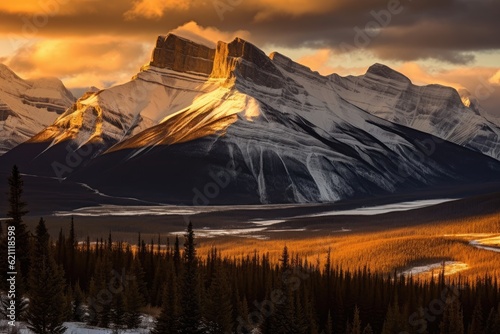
[125, 0, 193, 19]
[297, 49, 333, 73]
[123, 0, 337, 21]
[0, 1, 58, 14]
[0, 0, 90, 15]
[489, 70, 500, 85]
[4, 36, 149, 88]
[170, 21, 250, 47]
[395, 63, 500, 91]
[252, 0, 338, 21]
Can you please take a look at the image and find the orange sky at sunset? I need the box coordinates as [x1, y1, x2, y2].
[0, 0, 498, 115]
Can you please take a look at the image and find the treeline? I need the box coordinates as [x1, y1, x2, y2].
[1, 167, 500, 334]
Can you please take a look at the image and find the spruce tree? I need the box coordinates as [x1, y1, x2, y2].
[72, 282, 85, 322]
[7, 165, 30, 278]
[124, 273, 145, 329]
[26, 218, 67, 334]
[484, 305, 500, 334]
[269, 246, 304, 334]
[178, 221, 202, 333]
[362, 323, 374, 334]
[173, 235, 181, 275]
[467, 302, 483, 334]
[205, 268, 233, 333]
[153, 273, 179, 334]
[325, 310, 333, 334]
[440, 299, 464, 334]
[349, 306, 362, 334]
[66, 217, 76, 285]
[112, 292, 126, 330]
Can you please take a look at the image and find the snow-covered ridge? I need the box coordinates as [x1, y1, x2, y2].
[332, 63, 500, 160]
[0, 64, 75, 155]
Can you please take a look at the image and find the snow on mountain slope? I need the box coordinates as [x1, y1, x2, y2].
[66, 37, 500, 204]
[3, 35, 500, 205]
[0, 64, 75, 154]
[331, 64, 500, 160]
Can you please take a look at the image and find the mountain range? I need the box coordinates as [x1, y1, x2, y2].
[0, 34, 499, 208]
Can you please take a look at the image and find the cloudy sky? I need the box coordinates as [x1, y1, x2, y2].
[0, 0, 499, 115]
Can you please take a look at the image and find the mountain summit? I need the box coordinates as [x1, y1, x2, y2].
[1, 34, 499, 206]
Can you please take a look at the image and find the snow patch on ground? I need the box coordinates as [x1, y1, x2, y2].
[54, 198, 454, 219]
[444, 234, 500, 253]
[469, 236, 500, 253]
[250, 219, 286, 226]
[170, 227, 269, 240]
[400, 261, 468, 277]
[0, 320, 154, 334]
[302, 199, 456, 217]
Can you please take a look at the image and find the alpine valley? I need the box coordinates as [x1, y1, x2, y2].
[1, 34, 500, 212]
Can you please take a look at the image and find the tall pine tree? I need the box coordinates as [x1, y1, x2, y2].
[7, 165, 30, 279]
[178, 221, 202, 334]
[26, 218, 67, 334]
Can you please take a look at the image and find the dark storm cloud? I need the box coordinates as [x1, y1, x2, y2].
[0, 0, 499, 64]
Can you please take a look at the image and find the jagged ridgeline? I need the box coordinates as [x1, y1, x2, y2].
[1, 34, 500, 206]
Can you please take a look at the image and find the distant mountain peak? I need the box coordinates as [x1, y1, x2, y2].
[366, 63, 411, 84]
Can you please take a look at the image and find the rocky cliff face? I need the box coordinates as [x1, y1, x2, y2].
[211, 38, 284, 89]
[150, 35, 215, 75]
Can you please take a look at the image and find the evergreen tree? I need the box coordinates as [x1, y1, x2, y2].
[88, 255, 113, 328]
[381, 293, 408, 334]
[124, 273, 145, 329]
[26, 218, 67, 334]
[178, 221, 202, 333]
[66, 217, 77, 285]
[7, 165, 30, 270]
[362, 323, 374, 334]
[153, 273, 179, 334]
[325, 310, 333, 334]
[205, 268, 233, 333]
[484, 305, 500, 334]
[269, 246, 305, 334]
[112, 292, 126, 330]
[72, 282, 85, 322]
[173, 235, 181, 274]
[467, 302, 483, 334]
[440, 299, 464, 334]
[349, 306, 362, 334]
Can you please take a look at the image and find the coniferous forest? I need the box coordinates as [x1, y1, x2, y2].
[1, 167, 500, 334]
